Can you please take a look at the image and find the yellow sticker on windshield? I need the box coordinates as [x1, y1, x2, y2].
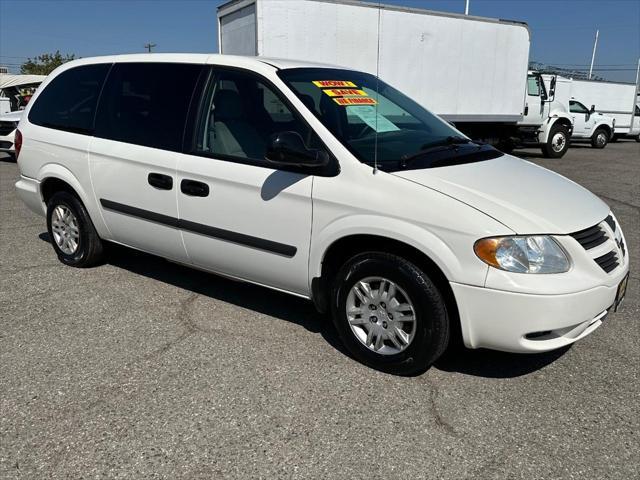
[323, 88, 368, 97]
[333, 97, 377, 106]
[312, 80, 357, 88]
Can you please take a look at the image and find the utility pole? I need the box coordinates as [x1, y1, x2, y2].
[588, 29, 599, 79]
[630, 57, 640, 132]
[464, 0, 469, 15]
[144, 42, 157, 53]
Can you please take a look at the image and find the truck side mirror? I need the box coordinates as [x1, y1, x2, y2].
[548, 76, 556, 101]
[590, 105, 596, 113]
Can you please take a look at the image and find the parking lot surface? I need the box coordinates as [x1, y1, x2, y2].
[1, 141, 638, 479]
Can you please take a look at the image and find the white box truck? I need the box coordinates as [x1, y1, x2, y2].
[568, 78, 640, 141]
[217, 0, 575, 157]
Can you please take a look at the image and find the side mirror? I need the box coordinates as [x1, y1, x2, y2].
[549, 76, 556, 98]
[590, 105, 596, 113]
[265, 131, 329, 168]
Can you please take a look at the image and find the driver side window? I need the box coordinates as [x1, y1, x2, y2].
[569, 101, 588, 114]
[195, 70, 321, 162]
[527, 76, 541, 96]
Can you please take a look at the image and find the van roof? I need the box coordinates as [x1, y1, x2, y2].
[56, 53, 345, 72]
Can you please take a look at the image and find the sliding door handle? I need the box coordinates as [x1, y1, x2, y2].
[148, 173, 173, 190]
[181, 179, 209, 197]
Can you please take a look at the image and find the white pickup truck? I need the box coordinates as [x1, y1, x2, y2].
[568, 99, 616, 148]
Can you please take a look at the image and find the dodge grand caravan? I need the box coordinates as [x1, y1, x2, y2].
[15, 54, 629, 374]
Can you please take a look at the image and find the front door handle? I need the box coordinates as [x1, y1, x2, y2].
[181, 179, 209, 197]
[148, 173, 173, 190]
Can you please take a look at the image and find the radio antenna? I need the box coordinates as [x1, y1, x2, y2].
[373, 2, 382, 174]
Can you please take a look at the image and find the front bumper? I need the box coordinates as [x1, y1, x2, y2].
[451, 276, 627, 353]
[0, 131, 15, 152]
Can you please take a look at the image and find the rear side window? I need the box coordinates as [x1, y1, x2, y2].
[28, 64, 110, 134]
[95, 63, 202, 151]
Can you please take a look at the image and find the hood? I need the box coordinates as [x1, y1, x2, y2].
[392, 155, 609, 234]
[0, 110, 23, 122]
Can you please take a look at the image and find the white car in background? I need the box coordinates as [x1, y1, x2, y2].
[0, 109, 22, 158]
[568, 100, 616, 149]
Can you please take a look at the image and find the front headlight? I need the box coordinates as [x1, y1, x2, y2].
[474, 236, 570, 274]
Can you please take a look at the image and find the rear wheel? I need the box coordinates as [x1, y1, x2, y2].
[591, 128, 608, 149]
[331, 252, 449, 375]
[541, 124, 570, 158]
[46, 191, 105, 267]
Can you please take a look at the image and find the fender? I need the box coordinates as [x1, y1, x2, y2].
[309, 214, 487, 288]
[36, 163, 111, 239]
[538, 113, 573, 143]
[585, 120, 613, 139]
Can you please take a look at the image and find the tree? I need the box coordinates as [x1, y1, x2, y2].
[20, 51, 76, 75]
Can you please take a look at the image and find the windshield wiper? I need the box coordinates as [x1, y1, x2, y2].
[399, 136, 472, 169]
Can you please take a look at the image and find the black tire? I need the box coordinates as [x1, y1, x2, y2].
[636, 134, 640, 143]
[46, 191, 105, 267]
[591, 128, 609, 149]
[541, 124, 570, 158]
[331, 252, 449, 375]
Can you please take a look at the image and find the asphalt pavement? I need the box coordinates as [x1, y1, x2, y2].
[1, 140, 638, 479]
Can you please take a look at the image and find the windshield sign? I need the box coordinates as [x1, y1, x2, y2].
[279, 68, 503, 172]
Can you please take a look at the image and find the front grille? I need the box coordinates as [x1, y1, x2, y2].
[604, 215, 616, 232]
[0, 121, 17, 136]
[594, 251, 619, 273]
[570, 214, 626, 274]
[570, 223, 607, 250]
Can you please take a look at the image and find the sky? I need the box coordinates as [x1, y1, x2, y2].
[1, 0, 639, 82]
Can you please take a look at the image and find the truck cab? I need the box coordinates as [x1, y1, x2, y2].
[516, 72, 574, 158]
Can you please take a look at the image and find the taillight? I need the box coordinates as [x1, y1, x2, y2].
[14, 129, 22, 159]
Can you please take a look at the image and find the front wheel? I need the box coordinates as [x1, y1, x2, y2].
[591, 128, 609, 149]
[331, 252, 449, 375]
[541, 124, 570, 158]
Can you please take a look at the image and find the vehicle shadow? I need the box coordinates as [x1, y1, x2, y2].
[434, 344, 571, 378]
[38, 232, 349, 357]
[39, 232, 570, 379]
[516, 144, 593, 159]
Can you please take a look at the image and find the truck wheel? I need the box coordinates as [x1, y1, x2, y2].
[541, 125, 570, 158]
[591, 128, 608, 149]
[331, 252, 449, 375]
[46, 191, 105, 268]
[636, 134, 640, 143]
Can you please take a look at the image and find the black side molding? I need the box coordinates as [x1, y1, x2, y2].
[99, 199, 297, 258]
[100, 199, 178, 228]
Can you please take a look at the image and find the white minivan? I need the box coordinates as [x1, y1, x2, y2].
[15, 54, 629, 374]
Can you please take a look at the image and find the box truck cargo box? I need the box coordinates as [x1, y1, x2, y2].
[218, 0, 529, 122]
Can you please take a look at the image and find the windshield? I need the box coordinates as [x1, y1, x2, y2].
[278, 68, 502, 171]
